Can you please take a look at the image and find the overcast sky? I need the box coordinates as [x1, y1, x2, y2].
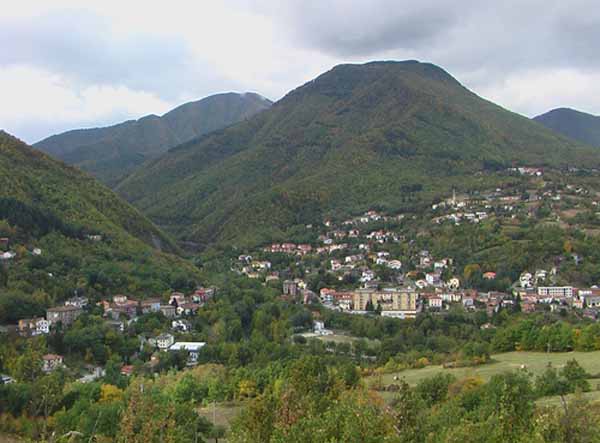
[2, 0, 600, 143]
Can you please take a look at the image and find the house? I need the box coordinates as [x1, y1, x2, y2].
[169, 342, 206, 364]
[265, 274, 280, 283]
[141, 298, 162, 314]
[178, 302, 201, 316]
[172, 319, 192, 332]
[319, 288, 336, 304]
[18, 318, 43, 336]
[335, 292, 354, 311]
[572, 298, 585, 310]
[433, 260, 447, 270]
[160, 305, 177, 318]
[120, 365, 134, 376]
[537, 286, 573, 299]
[313, 320, 333, 335]
[169, 292, 187, 306]
[447, 277, 460, 290]
[302, 289, 318, 305]
[415, 279, 428, 289]
[36, 318, 50, 335]
[580, 289, 600, 308]
[283, 280, 299, 297]
[108, 300, 138, 320]
[428, 296, 443, 309]
[1, 374, 14, 384]
[330, 260, 342, 271]
[483, 272, 497, 280]
[360, 270, 375, 283]
[65, 296, 88, 308]
[348, 229, 360, 238]
[387, 260, 402, 270]
[252, 260, 272, 271]
[520, 272, 533, 288]
[440, 291, 462, 303]
[345, 254, 363, 264]
[113, 294, 128, 305]
[42, 354, 64, 373]
[297, 244, 312, 255]
[462, 295, 475, 309]
[46, 305, 82, 326]
[0, 251, 16, 261]
[350, 289, 417, 318]
[192, 287, 215, 303]
[151, 333, 175, 350]
[535, 270, 548, 282]
[426, 273, 442, 287]
[32, 248, 42, 256]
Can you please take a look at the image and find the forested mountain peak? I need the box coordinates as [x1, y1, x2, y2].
[0, 131, 200, 310]
[34, 92, 273, 186]
[116, 60, 600, 249]
[534, 107, 600, 147]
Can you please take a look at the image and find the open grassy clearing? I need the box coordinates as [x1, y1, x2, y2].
[197, 401, 244, 438]
[370, 351, 600, 387]
[301, 331, 380, 346]
[536, 390, 600, 407]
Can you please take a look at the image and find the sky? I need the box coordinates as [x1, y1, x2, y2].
[2, 0, 600, 143]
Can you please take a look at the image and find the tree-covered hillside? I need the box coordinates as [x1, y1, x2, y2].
[117, 61, 600, 249]
[534, 108, 600, 147]
[0, 131, 200, 320]
[34, 92, 272, 186]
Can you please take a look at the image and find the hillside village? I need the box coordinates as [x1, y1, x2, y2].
[4, 165, 600, 384]
[232, 166, 600, 321]
[1, 286, 216, 383]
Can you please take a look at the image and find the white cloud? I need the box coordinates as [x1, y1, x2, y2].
[479, 68, 600, 117]
[1, 0, 600, 142]
[0, 65, 172, 142]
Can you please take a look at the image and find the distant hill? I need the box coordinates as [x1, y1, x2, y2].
[117, 61, 600, 249]
[35, 92, 272, 186]
[534, 108, 600, 147]
[0, 131, 200, 304]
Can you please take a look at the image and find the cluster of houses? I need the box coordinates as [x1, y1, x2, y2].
[262, 243, 313, 255]
[145, 332, 206, 364]
[10, 287, 217, 379]
[0, 237, 42, 262]
[97, 288, 214, 323]
[15, 288, 214, 338]
[335, 210, 405, 227]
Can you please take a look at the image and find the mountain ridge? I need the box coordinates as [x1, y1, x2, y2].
[34, 92, 272, 186]
[116, 60, 600, 249]
[0, 130, 201, 300]
[534, 107, 600, 147]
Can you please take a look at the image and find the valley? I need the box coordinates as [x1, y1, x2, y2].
[3, 60, 600, 442]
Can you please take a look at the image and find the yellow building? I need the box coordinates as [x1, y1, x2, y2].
[351, 289, 417, 318]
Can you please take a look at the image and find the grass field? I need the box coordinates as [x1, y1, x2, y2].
[371, 351, 600, 387]
[369, 351, 600, 406]
[301, 331, 379, 346]
[197, 401, 244, 441]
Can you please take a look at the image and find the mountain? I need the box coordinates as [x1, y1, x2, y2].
[117, 61, 600, 249]
[534, 108, 600, 147]
[34, 92, 272, 186]
[0, 130, 200, 309]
